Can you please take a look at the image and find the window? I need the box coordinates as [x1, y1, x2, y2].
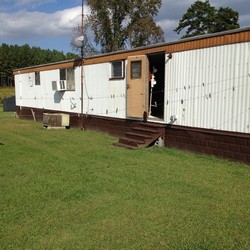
[110, 60, 124, 79]
[59, 68, 75, 90]
[60, 69, 66, 80]
[131, 61, 141, 79]
[35, 72, 40, 85]
[66, 68, 75, 90]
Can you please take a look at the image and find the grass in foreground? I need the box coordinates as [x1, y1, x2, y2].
[0, 110, 249, 249]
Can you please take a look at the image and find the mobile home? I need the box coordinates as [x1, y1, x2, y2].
[14, 27, 250, 164]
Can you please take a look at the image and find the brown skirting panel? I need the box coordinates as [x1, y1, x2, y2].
[165, 125, 250, 165]
[15, 106, 142, 138]
[16, 106, 250, 164]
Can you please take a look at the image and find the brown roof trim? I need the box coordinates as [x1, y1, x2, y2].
[13, 59, 82, 75]
[86, 27, 250, 59]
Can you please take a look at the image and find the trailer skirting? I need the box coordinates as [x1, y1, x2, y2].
[16, 106, 250, 165]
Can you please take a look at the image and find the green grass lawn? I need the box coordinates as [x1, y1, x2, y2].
[0, 110, 249, 249]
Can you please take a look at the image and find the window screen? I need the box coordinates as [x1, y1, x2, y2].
[60, 69, 66, 80]
[66, 68, 75, 90]
[35, 72, 40, 85]
[110, 61, 124, 79]
[59, 68, 75, 91]
[131, 61, 141, 79]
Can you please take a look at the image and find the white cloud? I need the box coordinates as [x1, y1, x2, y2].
[240, 14, 250, 27]
[0, 6, 82, 40]
[157, 19, 179, 41]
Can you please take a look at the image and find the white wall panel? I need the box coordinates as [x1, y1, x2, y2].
[165, 42, 250, 133]
[83, 62, 126, 118]
[15, 68, 82, 114]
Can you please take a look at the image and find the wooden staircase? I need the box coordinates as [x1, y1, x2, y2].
[114, 122, 165, 149]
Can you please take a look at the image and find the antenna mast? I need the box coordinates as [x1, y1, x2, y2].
[81, 0, 84, 59]
[80, 0, 84, 130]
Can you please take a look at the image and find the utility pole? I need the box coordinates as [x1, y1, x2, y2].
[80, 0, 84, 130]
[81, 0, 84, 59]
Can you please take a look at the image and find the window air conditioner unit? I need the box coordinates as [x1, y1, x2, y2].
[52, 80, 67, 91]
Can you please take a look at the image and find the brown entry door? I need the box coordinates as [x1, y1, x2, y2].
[127, 55, 149, 119]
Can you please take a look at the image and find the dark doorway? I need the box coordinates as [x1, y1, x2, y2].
[147, 52, 165, 120]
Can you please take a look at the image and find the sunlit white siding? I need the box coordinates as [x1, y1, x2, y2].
[165, 42, 250, 133]
[15, 72, 45, 109]
[15, 67, 82, 113]
[14, 62, 127, 119]
[83, 62, 127, 118]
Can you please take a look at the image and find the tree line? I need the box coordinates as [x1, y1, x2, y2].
[0, 44, 78, 87]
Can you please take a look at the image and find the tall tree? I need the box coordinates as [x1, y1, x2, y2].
[174, 0, 239, 39]
[86, 0, 164, 53]
[213, 7, 240, 33]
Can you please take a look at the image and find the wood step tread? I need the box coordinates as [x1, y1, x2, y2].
[132, 127, 159, 133]
[139, 122, 166, 128]
[126, 132, 152, 139]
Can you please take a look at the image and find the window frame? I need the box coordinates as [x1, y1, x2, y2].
[109, 60, 125, 80]
[60, 68, 66, 81]
[131, 60, 142, 79]
[59, 68, 75, 91]
[35, 72, 40, 85]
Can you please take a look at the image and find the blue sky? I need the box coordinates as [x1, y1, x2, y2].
[0, 0, 249, 54]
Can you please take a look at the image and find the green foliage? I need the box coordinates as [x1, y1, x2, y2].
[0, 111, 250, 249]
[0, 44, 78, 87]
[87, 0, 165, 53]
[174, 0, 240, 39]
[214, 7, 240, 33]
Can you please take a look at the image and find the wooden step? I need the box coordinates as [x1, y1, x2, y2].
[126, 132, 152, 141]
[114, 122, 166, 149]
[132, 126, 159, 134]
[139, 122, 166, 128]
